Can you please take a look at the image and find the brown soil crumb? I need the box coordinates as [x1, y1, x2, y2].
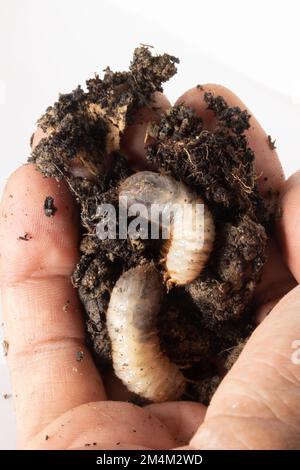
[63, 300, 70, 312]
[76, 350, 84, 362]
[44, 196, 57, 217]
[45, 435, 49, 441]
[18, 232, 32, 241]
[267, 135, 276, 150]
[29, 47, 269, 405]
[3, 393, 11, 400]
[2, 340, 9, 356]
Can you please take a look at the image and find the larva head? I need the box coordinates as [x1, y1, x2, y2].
[119, 171, 182, 209]
[115, 263, 165, 338]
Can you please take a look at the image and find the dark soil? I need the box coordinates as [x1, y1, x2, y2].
[44, 196, 57, 217]
[29, 47, 269, 404]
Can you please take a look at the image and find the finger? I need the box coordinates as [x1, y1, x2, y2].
[191, 284, 300, 449]
[254, 239, 297, 323]
[175, 85, 285, 197]
[121, 92, 171, 168]
[0, 164, 106, 448]
[145, 401, 206, 446]
[277, 171, 300, 283]
[31, 127, 46, 150]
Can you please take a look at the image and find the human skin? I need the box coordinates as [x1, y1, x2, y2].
[1, 85, 300, 450]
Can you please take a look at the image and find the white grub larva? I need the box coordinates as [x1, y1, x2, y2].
[119, 171, 215, 286]
[106, 264, 186, 402]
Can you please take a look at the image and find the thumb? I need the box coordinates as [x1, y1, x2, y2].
[190, 284, 300, 449]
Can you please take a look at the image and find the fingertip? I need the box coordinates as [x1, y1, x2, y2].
[175, 84, 220, 129]
[277, 170, 300, 283]
[121, 92, 171, 169]
[31, 127, 47, 149]
[0, 163, 79, 284]
[175, 84, 285, 195]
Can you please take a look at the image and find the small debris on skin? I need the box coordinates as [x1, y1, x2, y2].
[2, 340, 9, 356]
[267, 135, 277, 150]
[196, 84, 204, 90]
[44, 196, 57, 217]
[3, 393, 11, 400]
[18, 232, 32, 241]
[63, 300, 70, 312]
[76, 351, 84, 362]
[45, 435, 49, 441]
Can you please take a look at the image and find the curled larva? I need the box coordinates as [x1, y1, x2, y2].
[119, 171, 215, 286]
[106, 264, 186, 402]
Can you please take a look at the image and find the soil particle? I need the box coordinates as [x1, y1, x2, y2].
[2, 340, 9, 356]
[18, 232, 32, 241]
[76, 351, 84, 362]
[30, 133, 34, 147]
[3, 393, 11, 400]
[44, 196, 57, 217]
[267, 135, 276, 150]
[63, 300, 70, 312]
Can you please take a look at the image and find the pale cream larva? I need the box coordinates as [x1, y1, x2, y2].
[106, 264, 186, 402]
[119, 171, 215, 286]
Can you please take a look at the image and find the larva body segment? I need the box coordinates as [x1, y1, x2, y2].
[106, 264, 186, 402]
[119, 171, 215, 285]
[166, 203, 214, 286]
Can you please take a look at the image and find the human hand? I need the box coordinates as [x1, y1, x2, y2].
[1, 85, 299, 450]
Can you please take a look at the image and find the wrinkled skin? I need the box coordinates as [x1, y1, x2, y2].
[1, 86, 300, 450]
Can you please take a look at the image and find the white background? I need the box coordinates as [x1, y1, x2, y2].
[0, 0, 300, 449]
